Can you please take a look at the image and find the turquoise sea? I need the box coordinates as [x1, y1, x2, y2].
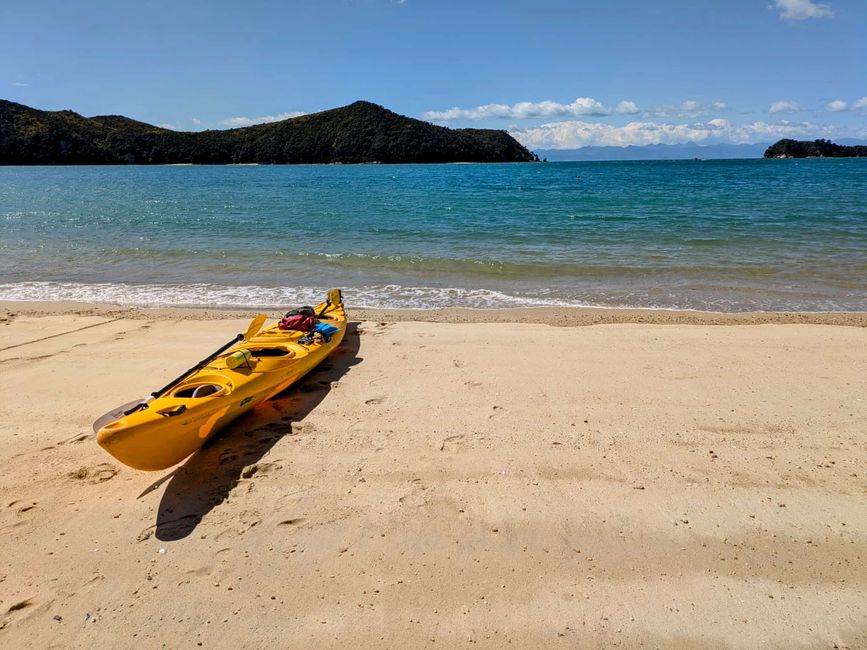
[1, 160, 865, 311]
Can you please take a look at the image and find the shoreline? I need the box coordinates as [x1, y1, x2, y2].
[3, 299, 866, 327]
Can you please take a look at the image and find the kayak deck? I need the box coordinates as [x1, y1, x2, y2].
[96, 290, 346, 470]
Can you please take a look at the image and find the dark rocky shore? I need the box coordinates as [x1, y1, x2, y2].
[764, 138, 867, 158]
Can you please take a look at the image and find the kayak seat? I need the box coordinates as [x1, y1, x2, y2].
[191, 384, 220, 398]
[174, 383, 224, 398]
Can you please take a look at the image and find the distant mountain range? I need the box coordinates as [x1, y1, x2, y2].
[536, 139, 867, 161]
[535, 142, 769, 161]
[0, 100, 536, 165]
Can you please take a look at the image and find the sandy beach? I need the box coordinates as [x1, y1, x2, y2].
[1, 301, 865, 648]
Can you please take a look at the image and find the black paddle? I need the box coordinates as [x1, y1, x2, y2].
[92, 314, 268, 432]
[150, 313, 268, 399]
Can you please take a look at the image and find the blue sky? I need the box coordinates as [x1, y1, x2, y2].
[2, 0, 865, 148]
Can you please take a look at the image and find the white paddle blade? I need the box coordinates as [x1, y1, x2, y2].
[92, 398, 149, 433]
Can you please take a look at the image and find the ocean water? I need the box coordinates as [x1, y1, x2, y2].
[1, 160, 865, 311]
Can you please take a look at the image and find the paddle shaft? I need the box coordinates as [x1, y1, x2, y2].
[150, 333, 243, 399]
[316, 300, 331, 319]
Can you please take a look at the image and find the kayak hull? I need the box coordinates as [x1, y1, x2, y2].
[96, 290, 346, 471]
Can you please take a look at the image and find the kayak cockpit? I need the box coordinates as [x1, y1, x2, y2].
[170, 373, 233, 399]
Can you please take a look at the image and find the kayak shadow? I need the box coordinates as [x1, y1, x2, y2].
[153, 322, 362, 542]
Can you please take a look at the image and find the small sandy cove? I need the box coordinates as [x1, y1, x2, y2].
[1, 301, 865, 649]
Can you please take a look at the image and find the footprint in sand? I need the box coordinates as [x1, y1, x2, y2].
[241, 461, 282, 479]
[365, 396, 385, 406]
[398, 478, 431, 507]
[6, 599, 33, 613]
[439, 434, 465, 452]
[258, 421, 289, 437]
[185, 565, 214, 577]
[68, 463, 118, 484]
[241, 463, 260, 479]
[237, 509, 262, 533]
[60, 432, 93, 445]
[81, 574, 104, 588]
[137, 514, 201, 542]
[361, 322, 391, 337]
[488, 405, 506, 419]
[277, 517, 305, 526]
[1, 597, 44, 628]
[218, 448, 238, 466]
[291, 422, 315, 435]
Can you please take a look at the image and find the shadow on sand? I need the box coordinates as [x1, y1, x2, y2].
[152, 322, 362, 541]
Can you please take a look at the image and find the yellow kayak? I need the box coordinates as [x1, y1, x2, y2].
[96, 289, 346, 471]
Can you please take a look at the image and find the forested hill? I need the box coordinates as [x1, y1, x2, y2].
[763, 139, 867, 158]
[0, 100, 537, 165]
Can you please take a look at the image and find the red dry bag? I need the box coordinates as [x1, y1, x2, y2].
[278, 314, 316, 331]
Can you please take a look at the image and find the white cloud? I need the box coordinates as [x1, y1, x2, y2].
[220, 112, 306, 127]
[852, 97, 867, 110]
[424, 98, 731, 122]
[773, 0, 833, 20]
[157, 123, 178, 130]
[9, 82, 29, 87]
[651, 100, 726, 117]
[191, 118, 202, 125]
[422, 97, 615, 121]
[769, 100, 800, 113]
[511, 118, 829, 149]
[826, 100, 848, 112]
[615, 100, 640, 115]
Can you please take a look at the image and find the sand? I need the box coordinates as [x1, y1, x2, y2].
[0, 301, 865, 648]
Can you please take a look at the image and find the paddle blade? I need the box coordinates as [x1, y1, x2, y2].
[244, 314, 268, 340]
[92, 398, 149, 433]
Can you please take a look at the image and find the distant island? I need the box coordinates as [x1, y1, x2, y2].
[538, 139, 867, 162]
[763, 139, 867, 159]
[0, 100, 536, 165]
